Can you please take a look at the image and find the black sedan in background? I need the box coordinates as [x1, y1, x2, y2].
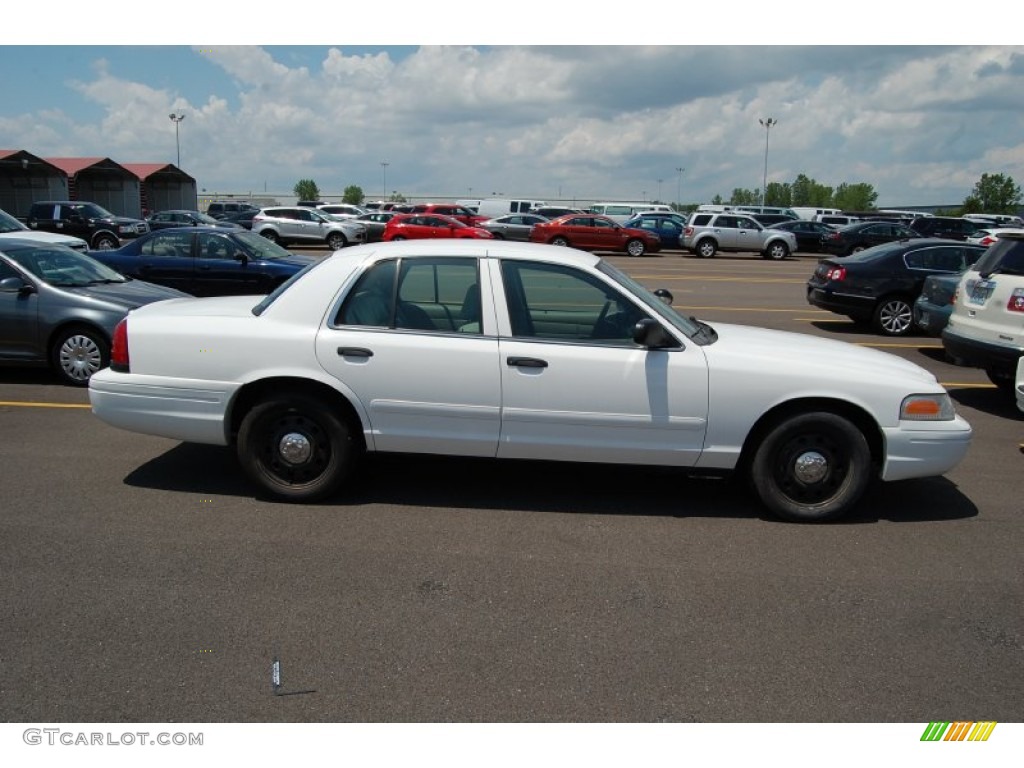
[147, 210, 243, 230]
[806, 239, 985, 336]
[767, 219, 836, 253]
[0, 239, 187, 385]
[89, 227, 316, 297]
[820, 220, 922, 256]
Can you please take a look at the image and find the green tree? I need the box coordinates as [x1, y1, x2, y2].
[342, 185, 364, 205]
[711, 194, 724, 205]
[764, 182, 791, 207]
[293, 179, 320, 201]
[729, 188, 758, 205]
[389, 191, 407, 203]
[832, 182, 877, 211]
[961, 173, 1022, 213]
[791, 174, 834, 207]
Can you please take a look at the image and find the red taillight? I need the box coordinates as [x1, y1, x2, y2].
[981, 236, 996, 246]
[684, 226, 694, 236]
[825, 266, 846, 281]
[1007, 290, 1024, 313]
[110, 318, 129, 372]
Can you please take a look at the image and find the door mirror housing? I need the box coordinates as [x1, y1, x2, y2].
[0, 276, 35, 294]
[633, 318, 676, 348]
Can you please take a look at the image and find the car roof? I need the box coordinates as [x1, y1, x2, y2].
[0, 236, 79, 251]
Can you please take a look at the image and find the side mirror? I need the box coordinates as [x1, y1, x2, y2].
[633, 318, 676, 348]
[653, 288, 674, 305]
[233, 252, 249, 264]
[0, 276, 35, 294]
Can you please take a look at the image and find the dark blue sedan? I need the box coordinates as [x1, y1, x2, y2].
[89, 227, 317, 297]
[623, 213, 686, 250]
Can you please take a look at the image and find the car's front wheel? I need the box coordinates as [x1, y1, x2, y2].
[260, 229, 280, 244]
[873, 296, 914, 336]
[50, 326, 109, 386]
[237, 394, 356, 502]
[764, 241, 789, 260]
[550, 236, 570, 247]
[92, 233, 119, 250]
[326, 232, 348, 250]
[696, 238, 717, 258]
[749, 412, 871, 522]
[625, 238, 646, 257]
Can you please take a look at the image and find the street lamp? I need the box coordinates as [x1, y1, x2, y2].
[657, 179, 663, 203]
[168, 113, 185, 167]
[759, 117, 777, 206]
[675, 167, 685, 211]
[380, 161, 389, 199]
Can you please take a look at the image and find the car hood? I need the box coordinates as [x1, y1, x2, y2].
[266, 254, 318, 268]
[61, 279, 192, 309]
[702, 322, 939, 388]
[0, 230, 87, 247]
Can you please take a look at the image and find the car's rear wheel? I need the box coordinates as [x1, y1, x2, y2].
[985, 368, 1014, 393]
[490, 232, 505, 240]
[92, 233, 119, 250]
[873, 296, 914, 336]
[237, 394, 356, 502]
[625, 239, 646, 257]
[326, 232, 348, 250]
[696, 238, 717, 258]
[750, 412, 871, 523]
[260, 230, 280, 244]
[50, 326, 109, 386]
[390, 235, 406, 241]
[764, 241, 789, 260]
[551, 236, 569, 247]
[850, 245, 867, 254]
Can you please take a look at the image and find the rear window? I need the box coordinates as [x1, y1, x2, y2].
[690, 214, 712, 226]
[973, 236, 1024, 277]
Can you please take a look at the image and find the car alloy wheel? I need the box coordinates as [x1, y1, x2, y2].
[874, 297, 914, 336]
[260, 230, 280, 244]
[765, 242, 789, 260]
[697, 239, 717, 258]
[750, 411, 871, 522]
[551, 237, 569, 247]
[326, 232, 348, 250]
[92, 234, 119, 250]
[626, 239, 646, 257]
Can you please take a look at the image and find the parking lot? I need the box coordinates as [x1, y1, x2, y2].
[1, 246, 1021, 723]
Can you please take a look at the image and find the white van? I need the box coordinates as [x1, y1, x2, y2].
[475, 198, 545, 218]
[589, 202, 672, 223]
[791, 207, 841, 221]
[733, 205, 799, 219]
[814, 213, 861, 226]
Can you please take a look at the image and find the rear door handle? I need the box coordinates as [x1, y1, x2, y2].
[338, 347, 373, 358]
[507, 356, 547, 368]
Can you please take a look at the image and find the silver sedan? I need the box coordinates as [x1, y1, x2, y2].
[478, 213, 549, 241]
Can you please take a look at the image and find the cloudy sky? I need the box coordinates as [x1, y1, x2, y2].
[3, 21, 1022, 208]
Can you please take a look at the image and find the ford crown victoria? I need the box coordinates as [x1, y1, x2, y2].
[88, 241, 972, 522]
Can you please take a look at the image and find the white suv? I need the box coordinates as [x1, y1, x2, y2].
[942, 232, 1024, 393]
[682, 212, 797, 259]
[252, 207, 366, 250]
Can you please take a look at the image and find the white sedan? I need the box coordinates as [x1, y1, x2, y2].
[88, 241, 972, 522]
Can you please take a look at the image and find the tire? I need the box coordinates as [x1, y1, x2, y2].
[873, 296, 914, 336]
[985, 368, 1014, 393]
[696, 238, 717, 258]
[326, 232, 348, 250]
[625, 239, 646, 257]
[490, 232, 505, 240]
[850, 245, 866, 254]
[51, 326, 109, 386]
[260, 229, 280, 244]
[550, 236, 570, 247]
[92, 233, 119, 250]
[750, 412, 871, 523]
[764, 241, 789, 260]
[390, 235, 406, 241]
[237, 394, 356, 502]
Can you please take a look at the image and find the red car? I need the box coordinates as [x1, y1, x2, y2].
[529, 214, 662, 256]
[382, 213, 495, 241]
[407, 203, 489, 227]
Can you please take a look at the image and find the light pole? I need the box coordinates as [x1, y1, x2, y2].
[380, 161, 389, 199]
[759, 117, 777, 206]
[168, 113, 185, 167]
[657, 179, 663, 204]
[675, 167, 685, 212]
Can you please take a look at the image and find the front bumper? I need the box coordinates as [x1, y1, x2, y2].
[881, 415, 973, 482]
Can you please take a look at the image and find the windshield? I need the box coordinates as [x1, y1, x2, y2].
[252, 259, 324, 316]
[597, 260, 704, 340]
[0, 209, 28, 233]
[76, 203, 116, 219]
[236, 231, 292, 260]
[6, 244, 127, 286]
[196, 213, 221, 225]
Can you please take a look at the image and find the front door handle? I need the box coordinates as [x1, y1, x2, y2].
[338, 347, 373, 358]
[507, 356, 547, 368]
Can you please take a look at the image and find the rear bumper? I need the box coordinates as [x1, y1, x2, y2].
[941, 328, 1024, 375]
[881, 416, 973, 482]
[806, 286, 874, 320]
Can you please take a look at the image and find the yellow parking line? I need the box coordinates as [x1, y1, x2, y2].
[0, 401, 91, 409]
[941, 382, 998, 389]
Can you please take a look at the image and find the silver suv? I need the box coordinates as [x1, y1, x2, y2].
[683, 212, 798, 260]
[252, 207, 366, 250]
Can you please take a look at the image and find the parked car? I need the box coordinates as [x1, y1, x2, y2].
[622, 213, 687, 250]
[407, 203, 488, 227]
[252, 206, 366, 250]
[0, 207, 88, 251]
[382, 213, 494, 241]
[89, 227, 317, 297]
[913, 274, 962, 337]
[0, 239, 188, 385]
[942, 232, 1024, 392]
[819, 220, 922, 257]
[767, 219, 836, 253]
[750, 213, 798, 227]
[206, 201, 260, 220]
[353, 211, 398, 242]
[87, 240, 972, 523]
[806, 239, 986, 336]
[532, 206, 586, 220]
[965, 227, 1024, 247]
[25, 201, 149, 251]
[220, 210, 259, 230]
[317, 204, 367, 219]
[147, 210, 243, 231]
[682, 212, 797, 260]
[909, 216, 981, 241]
[530, 214, 662, 257]
[478, 214, 549, 241]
